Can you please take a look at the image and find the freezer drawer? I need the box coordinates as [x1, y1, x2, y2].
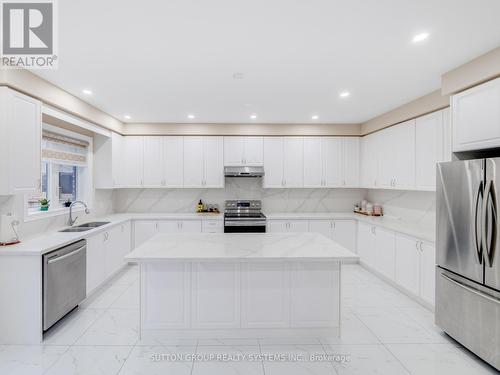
[435, 267, 500, 370]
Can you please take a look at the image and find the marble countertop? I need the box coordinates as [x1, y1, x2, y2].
[125, 232, 358, 262]
[265, 212, 435, 242]
[0, 210, 434, 257]
[0, 213, 222, 256]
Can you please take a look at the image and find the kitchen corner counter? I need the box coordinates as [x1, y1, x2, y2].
[0, 213, 223, 256]
[265, 212, 435, 242]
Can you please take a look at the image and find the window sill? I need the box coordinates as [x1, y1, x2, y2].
[24, 206, 88, 223]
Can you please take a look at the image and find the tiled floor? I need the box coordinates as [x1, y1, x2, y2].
[1, 264, 497, 375]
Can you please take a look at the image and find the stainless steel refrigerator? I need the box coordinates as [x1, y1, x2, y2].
[436, 158, 500, 370]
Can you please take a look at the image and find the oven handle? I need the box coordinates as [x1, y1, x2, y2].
[47, 245, 86, 264]
[224, 221, 267, 226]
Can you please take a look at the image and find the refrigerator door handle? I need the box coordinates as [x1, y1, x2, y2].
[474, 180, 484, 265]
[482, 180, 497, 267]
[440, 273, 500, 305]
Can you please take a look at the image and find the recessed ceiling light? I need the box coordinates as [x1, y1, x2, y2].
[124, 115, 131, 120]
[233, 72, 245, 80]
[412, 32, 430, 43]
[250, 114, 257, 120]
[187, 114, 195, 119]
[82, 89, 92, 95]
[311, 115, 319, 120]
[339, 91, 351, 98]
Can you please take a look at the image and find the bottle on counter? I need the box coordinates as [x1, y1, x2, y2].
[197, 199, 204, 213]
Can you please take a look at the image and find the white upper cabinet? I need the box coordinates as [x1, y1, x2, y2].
[224, 136, 263, 166]
[303, 137, 323, 187]
[415, 110, 446, 190]
[360, 133, 379, 188]
[123, 136, 144, 187]
[263, 137, 285, 188]
[183, 137, 204, 187]
[184, 136, 224, 188]
[342, 138, 360, 187]
[203, 136, 224, 188]
[392, 120, 416, 189]
[164, 136, 184, 187]
[283, 137, 304, 187]
[0, 88, 41, 195]
[322, 138, 342, 187]
[94, 132, 124, 189]
[143, 136, 163, 187]
[452, 77, 500, 152]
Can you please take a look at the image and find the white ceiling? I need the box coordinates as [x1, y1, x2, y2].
[34, 0, 500, 124]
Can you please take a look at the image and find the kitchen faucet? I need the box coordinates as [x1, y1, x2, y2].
[68, 201, 90, 226]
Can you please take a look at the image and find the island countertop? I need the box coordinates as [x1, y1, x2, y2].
[125, 232, 359, 262]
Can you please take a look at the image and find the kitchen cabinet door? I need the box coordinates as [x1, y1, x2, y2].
[452, 77, 500, 152]
[420, 241, 436, 306]
[179, 220, 202, 233]
[202, 220, 224, 233]
[377, 127, 396, 188]
[244, 137, 264, 165]
[104, 225, 124, 277]
[223, 137, 244, 166]
[393, 120, 416, 189]
[283, 137, 304, 187]
[111, 133, 124, 187]
[415, 111, 444, 190]
[360, 133, 379, 188]
[203, 136, 224, 188]
[86, 232, 107, 294]
[157, 220, 179, 233]
[123, 136, 144, 187]
[342, 138, 360, 187]
[1, 88, 42, 194]
[288, 220, 309, 232]
[183, 137, 204, 187]
[267, 220, 288, 233]
[303, 137, 323, 188]
[143, 136, 163, 187]
[118, 222, 132, 265]
[134, 221, 158, 247]
[323, 138, 342, 187]
[357, 222, 374, 266]
[164, 136, 184, 187]
[375, 227, 396, 280]
[395, 233, 420, 296]
[332, 220, 357, 252]
[308, 220, 332, 239]
[263, 137, 284, 188]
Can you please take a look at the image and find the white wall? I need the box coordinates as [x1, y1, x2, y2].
[366, 189, 436, 228]
[113, 178, 365, 214]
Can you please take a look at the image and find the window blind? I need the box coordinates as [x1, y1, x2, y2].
[42, 130, 89, 164]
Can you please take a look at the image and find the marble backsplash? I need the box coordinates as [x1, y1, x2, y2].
[0, 189, 114, 240]
[366, 189, 436, 228]
[113, 178, 365, 214]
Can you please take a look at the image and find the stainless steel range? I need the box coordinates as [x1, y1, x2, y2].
[224, 200, 266, 233]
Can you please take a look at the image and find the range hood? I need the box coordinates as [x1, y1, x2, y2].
[224, 166, 265, 177]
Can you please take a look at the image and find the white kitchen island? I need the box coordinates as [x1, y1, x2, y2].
[125, 232, 358, 340]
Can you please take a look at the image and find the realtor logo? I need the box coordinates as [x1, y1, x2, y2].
[1, 0, 58, 68]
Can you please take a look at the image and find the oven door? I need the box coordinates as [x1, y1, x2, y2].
[224, 218, 266, 233]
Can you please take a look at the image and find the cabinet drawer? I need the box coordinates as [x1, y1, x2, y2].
[202, 220, 223, 233]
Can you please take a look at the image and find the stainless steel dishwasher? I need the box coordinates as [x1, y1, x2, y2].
[43, 239, 87, 331]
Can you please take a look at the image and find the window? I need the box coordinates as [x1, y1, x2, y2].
[26, 125, 92, 216]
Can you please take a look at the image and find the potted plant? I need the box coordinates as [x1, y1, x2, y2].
[64, 199, 72, 208]
[39, 198, 50, 211]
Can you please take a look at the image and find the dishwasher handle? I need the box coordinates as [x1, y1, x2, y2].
[47, 245, 86, 264]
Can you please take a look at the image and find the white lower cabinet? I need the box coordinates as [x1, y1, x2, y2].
[357, 223, 395, 280]
[86, 222, 132, 295]
[267, 220, 309, 233]
[134, 220, 203, 247]
[395, 233, 436, 306]
[191, 262, 240, 328]
[308, 220, 356, 252]
[202, 220, 224, 233]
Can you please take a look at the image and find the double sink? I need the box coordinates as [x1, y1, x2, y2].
[59, 222, 110, 233]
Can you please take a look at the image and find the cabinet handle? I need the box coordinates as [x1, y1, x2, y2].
[155, 222, 158, 230]
[419, 241, 423, 252]
[333, 221, 336, 229]
[415, 241, 419, 250]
